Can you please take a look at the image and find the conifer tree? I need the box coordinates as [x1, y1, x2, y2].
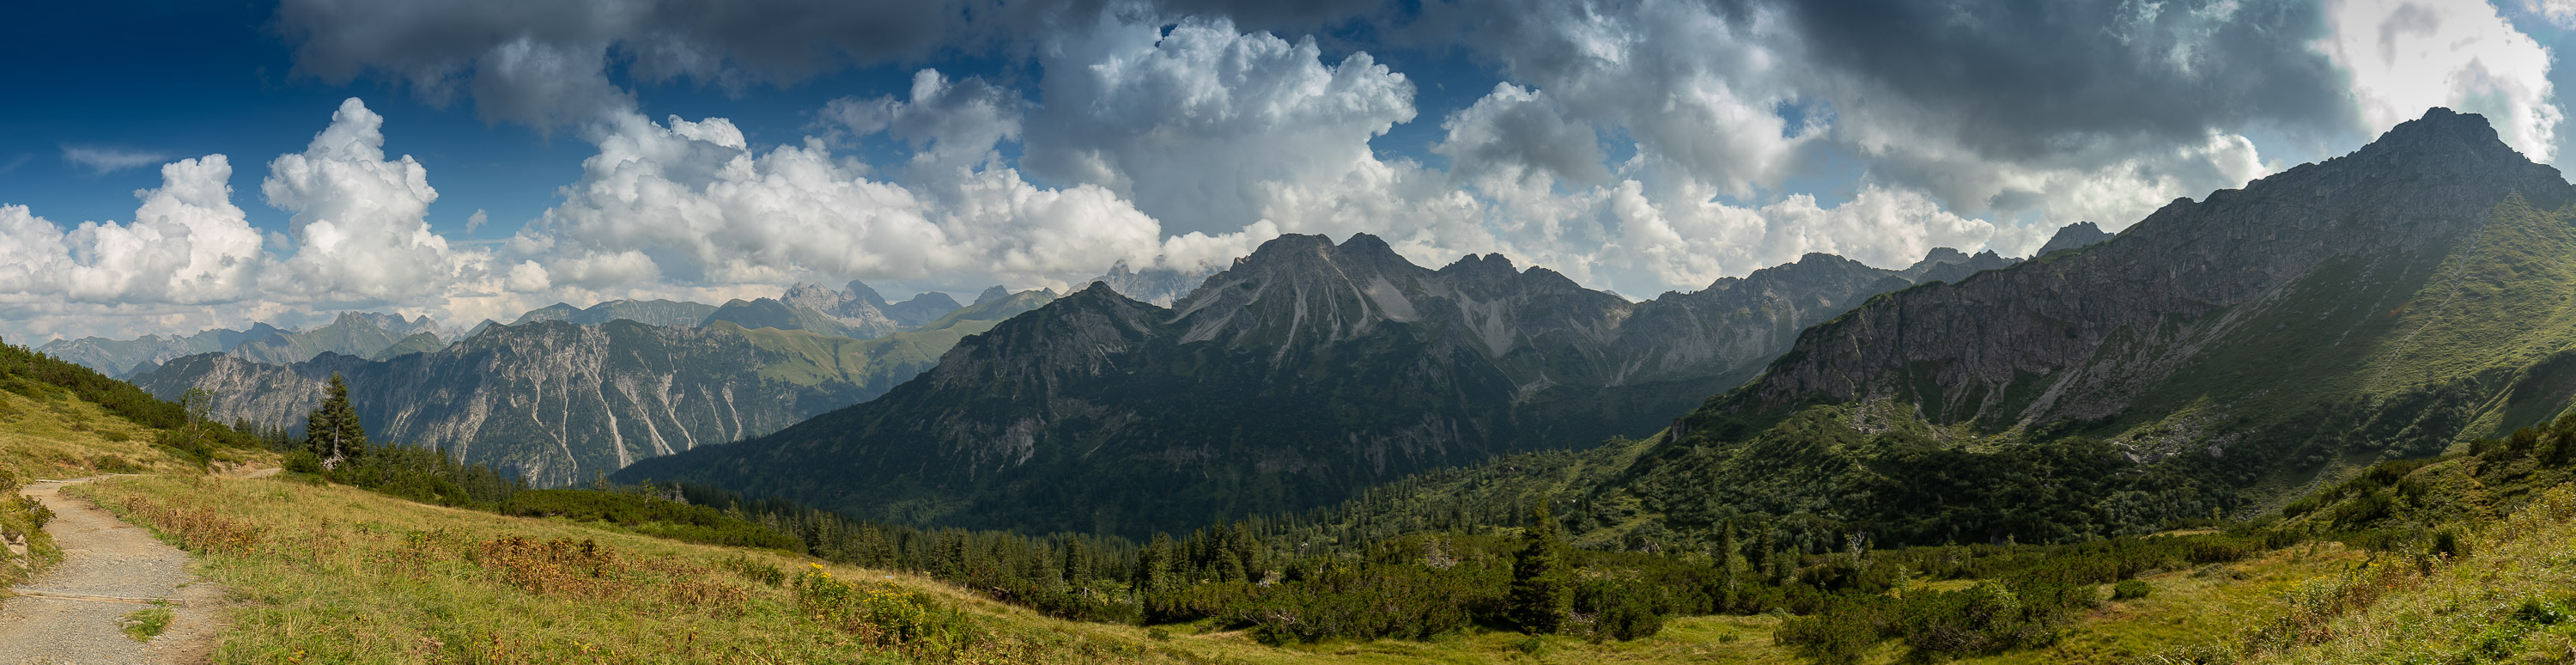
[304, 373, 366, 470]
[1063, 536, 1092, 584]
[1134, 533, 1176, 595]
[1509, 503, 1570, 634]
[1717, 516, 1743, 612]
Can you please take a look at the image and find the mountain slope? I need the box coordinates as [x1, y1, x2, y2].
[1552, 107, 2576, 547]
[619, 234, 1990, 536]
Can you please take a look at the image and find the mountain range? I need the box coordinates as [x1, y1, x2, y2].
[1305, 107, 2576, 552]
[132, 290, 1055, 485]
[615, 232, 2034, 535]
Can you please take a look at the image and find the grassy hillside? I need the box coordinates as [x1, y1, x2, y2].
[0, 336, 276, 589]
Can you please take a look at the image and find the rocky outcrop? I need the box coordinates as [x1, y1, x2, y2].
[2032, 221, 2113, 258]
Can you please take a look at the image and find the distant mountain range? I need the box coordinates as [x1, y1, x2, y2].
[507, 299, 719, 328]
[617, 232, 2040, 536]
[1084, 260, 1223, 307]
[132, 289, 1055, 486]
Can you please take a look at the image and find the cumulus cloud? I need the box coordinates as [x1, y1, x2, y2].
[262, 98, 477, 302]
[61, 146, 175, 175]
[823, 69, 1027, 174]
[0, 99, 523, 343]
[517, 70, 1212, 294]
[0, 156, 265, 305]
[1023, 15, 1417, 236]
[2320, 0, 2561, 162]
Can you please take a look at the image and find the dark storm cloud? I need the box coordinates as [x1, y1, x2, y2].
[1784, 0, 2354, 159]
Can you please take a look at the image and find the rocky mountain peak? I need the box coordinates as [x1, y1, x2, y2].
[974, 285, 1010, 305]
[844, 280, 892, 308]
[2033, 221, 2112, 257]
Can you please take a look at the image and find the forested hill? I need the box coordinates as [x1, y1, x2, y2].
[617, 231, 2014, 537]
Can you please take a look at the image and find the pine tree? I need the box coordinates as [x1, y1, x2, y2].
[1509, 504, 1570, 634]
[305, 373, 367, 470]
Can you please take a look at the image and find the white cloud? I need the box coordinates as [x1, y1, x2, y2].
[61, 146, 174, 174]
[261, 98, 476, 302]
[518, 73, 1187, 296]
[2321, 0, 2561, 162]
[2522, 0, 2576, 28]
[824, 69, 1025, 174]
[1023, 15, 1417, 237]
[0, 156, 266, 306]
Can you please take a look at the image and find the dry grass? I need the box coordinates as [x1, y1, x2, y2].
[70, 473, 1216, 664]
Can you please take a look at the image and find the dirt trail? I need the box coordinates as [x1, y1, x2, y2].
[0, 477, 225, 664]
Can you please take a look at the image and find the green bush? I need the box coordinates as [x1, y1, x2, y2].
[499, 489, 804, 552]
[2111, 579, 2151, 601]
[283, 450, 322, 474]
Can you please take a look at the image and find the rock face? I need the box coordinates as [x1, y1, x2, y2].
[147, 321, 817, 485]
[1084, 260, 1224, 307]
[1730, 107, 2576, 445]
[2032, 221, 2114, 258]
[134, 294, 1054, 485]
[620, 233, 1994, 536]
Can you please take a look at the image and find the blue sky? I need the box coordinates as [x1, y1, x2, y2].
[4, 0, 2573, 342]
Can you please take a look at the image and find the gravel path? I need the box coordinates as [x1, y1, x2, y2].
[0, 477, 224, 664]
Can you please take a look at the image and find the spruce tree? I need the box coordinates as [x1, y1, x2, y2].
[1134, 533, 1176, 595]
[1063, 536, 1092, 584]
[1509, 504, 1570, 634]
[304, 373, 367, 470]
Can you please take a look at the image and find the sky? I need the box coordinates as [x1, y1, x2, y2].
[2, 0, 2572, 344]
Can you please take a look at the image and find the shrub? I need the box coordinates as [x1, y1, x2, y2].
[2111, 579, 2151, 601]
[794, 564, 987, 654]
[282, 450, 322, 474]
[91, 455, 143, 474]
